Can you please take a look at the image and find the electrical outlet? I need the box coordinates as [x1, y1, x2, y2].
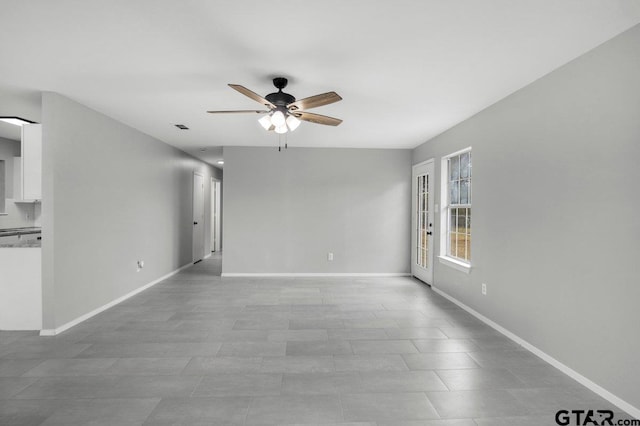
[481, 283, 487, 295]
[327, 252, 334, 261]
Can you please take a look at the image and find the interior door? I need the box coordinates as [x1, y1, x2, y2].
[214, 180, 221, 252]
[210, 178, 221, 252]
[411, 160, 435, 284]
[210, 178, 216, 252]
[192, 172, 205, 262]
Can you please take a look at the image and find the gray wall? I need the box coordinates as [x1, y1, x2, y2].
[41, 92, 221, 329]
[223, 147, 411, 274]
[412, 24, 640, 410]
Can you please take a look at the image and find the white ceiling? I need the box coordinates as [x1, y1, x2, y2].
[1, 1, 639, 164]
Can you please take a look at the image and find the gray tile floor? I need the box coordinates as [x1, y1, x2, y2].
[0, 254, 629, 425]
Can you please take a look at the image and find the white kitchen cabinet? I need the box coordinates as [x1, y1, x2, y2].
[21, 124, 42, 201]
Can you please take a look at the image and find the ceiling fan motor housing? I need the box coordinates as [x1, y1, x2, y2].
[266, 77, 296, 107]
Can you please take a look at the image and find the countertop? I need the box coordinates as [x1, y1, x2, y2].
[0, 227, 42, 237]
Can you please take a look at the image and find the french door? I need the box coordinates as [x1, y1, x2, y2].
[411, 160, 435, 284]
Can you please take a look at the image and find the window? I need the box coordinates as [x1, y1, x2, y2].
[440, 147, 471, 271]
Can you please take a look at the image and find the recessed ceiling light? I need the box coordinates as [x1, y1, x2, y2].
[0, 116, 37, 126]
[174, 124, 189, 130]
[217, 160, 224, 165]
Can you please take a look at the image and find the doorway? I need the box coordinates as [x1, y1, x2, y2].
[411, 160, 435, 284]
[211, 177, 221, 252]
[192, 172, 205, 263]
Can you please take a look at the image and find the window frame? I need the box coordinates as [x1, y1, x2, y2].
[439, 147, 472, 273]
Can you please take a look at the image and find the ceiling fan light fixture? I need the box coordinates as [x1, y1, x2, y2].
[271, 110, 286, 127]
[274, 124, 288, 134]
[286, 115, 300, 131]
[258, 114, 272, 130]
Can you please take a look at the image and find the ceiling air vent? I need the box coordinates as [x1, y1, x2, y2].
[174, 124, 189, 130]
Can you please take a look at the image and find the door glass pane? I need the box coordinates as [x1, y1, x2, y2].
[416, 176, 422, 267]
[416, 173, 431, 269]
[424, 238, 429, 268]
[423, 212, 428, 266]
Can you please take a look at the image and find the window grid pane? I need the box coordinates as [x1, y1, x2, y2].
[460, 152, 470, 178]
[450, 156, 460, 181]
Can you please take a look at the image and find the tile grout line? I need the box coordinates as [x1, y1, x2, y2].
[189, 375, 205, 398]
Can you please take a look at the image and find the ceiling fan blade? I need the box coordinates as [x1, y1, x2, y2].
[293, 111, 342, 126]
[287, 92, 342, 111]
[207, 110, 270, 114]
[228, 84, 276, 109]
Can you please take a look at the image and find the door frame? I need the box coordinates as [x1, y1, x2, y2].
[411, 159, 435, 285]
[210, 177, 221, 252]
[192, 171, 205, 263]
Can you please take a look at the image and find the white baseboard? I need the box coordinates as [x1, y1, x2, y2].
[39, 262, 193, 337]
[221, 272, 411, 278]
[431, 286, 640, 419]
[203, 252, 212, 260]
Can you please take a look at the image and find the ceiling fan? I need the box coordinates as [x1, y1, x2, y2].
[207, 77, 342, 134]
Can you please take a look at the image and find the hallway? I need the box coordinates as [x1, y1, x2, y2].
[0, 258, 624, 425]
